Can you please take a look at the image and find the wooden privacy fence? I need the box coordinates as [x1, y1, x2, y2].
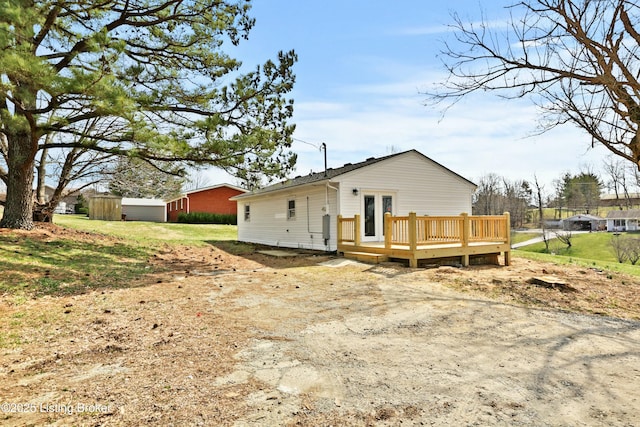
[337, 212, 511, 267]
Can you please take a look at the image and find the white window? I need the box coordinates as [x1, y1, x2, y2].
[287, 199, 296, 220]
[244, 204, 250, 221]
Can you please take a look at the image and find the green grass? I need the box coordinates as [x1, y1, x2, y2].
[0, 215, 238, 299]
[514, 250, 640, 277]
[0, 233, 156, 298]
[55, 214, 237, 244]
[515, 231, 640, 276]
[511, 232, 540, 244]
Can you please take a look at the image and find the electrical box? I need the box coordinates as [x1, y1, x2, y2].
[322, 214, 331, 240]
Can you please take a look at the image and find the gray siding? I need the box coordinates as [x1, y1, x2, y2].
[122, 205, 166, 222]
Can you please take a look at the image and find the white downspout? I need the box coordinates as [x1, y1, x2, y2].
[326, 182, 339, 250]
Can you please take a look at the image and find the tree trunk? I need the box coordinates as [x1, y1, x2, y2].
[0, 133, 36, 230]
[36, 145, 48, 204]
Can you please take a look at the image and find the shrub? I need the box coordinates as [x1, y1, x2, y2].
[609, 235, 640, 265]
[177, 212, 237, 225]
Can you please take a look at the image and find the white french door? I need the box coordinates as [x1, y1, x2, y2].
[361, 193, 394, 242]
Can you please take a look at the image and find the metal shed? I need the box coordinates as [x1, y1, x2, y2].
[122, 198, 167, 222]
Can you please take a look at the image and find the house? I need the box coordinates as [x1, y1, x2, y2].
[561, 214, 606, 231]
[606, 209, 640, 232]
[44, 185, 85, 213]
[122, 198, 167, 222]
[600, 193, 640, 208]
[166, 183, 247, 222]
[231, 149, 477, 252]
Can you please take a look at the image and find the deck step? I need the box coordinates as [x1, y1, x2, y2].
[343, 251, 389, 264]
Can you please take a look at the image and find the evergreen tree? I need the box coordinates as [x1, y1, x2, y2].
[0, 0, 297, 229]
[108, 157, 184, 200]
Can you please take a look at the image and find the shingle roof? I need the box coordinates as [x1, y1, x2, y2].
[121, 198, 166, 207]
[165, 183, 247, 203]
[606, 209, 640, 219]
[564, 214, 604, 221]
[186, 183, 246, 195]
[234, 149, 475, 199]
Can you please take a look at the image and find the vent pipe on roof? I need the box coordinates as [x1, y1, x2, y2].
[321, 142, 327, 177]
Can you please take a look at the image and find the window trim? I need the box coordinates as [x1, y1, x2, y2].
[287, 199, 296, 220]
[244, 204, 251, 221]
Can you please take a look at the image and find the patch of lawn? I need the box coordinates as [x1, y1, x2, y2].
[511, 232, 541, 244]
[514, 231, 640, 277]
[0, 233, 156, 299]
[0, 216, 240, 300]
[55, 215, 237, 244]
[517, 232, 632, 262]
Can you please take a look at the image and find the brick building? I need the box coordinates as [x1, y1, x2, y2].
[166, 183, 246, 222]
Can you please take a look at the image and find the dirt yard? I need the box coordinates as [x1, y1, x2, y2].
[1, 227, 639, 426]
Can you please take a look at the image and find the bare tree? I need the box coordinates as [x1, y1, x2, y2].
[32, 118, 122, 221]
[534, 174, 551, 252]
[603, 155, 632, 209]
[184, 171, 213, 192]
[473, 173, 504, 215]
[430, 1, 640, 170]
[610, 234, 628, 263]
[624, 238, 640, 265]
[555, 230, 573, 250]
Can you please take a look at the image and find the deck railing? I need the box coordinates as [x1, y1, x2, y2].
[337, 215, 360, 245]
[337, 212, 511, 250]
[469, 215, 509, 242]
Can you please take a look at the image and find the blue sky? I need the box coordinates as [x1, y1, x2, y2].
[204, 0, 612, 190]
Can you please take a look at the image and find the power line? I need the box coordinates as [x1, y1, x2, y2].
[293, 138, 324, 151]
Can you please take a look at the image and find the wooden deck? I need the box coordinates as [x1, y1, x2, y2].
[337, 212, 511, 267]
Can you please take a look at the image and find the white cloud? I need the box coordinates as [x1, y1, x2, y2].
[289, 83, 613, 190]
[201, 65, 616, 193]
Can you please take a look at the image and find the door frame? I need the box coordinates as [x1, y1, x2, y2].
[360, 191, 397, 242]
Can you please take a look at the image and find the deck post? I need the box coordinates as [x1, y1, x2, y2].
[354, 214, 361, 247]
[384, 212, 392, 249]
[461, 212, 470, 267]
[408, 212, 418, 267]
[337, 215, 343, 250]
[504, 211, 511, 266]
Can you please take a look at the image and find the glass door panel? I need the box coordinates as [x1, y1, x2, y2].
[364, 195, 375, 237]
[382, 196, 392, 235]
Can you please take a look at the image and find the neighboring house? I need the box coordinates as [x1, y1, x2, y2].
[122, 198, 167, 222]
[561, 214, 606, 231]
[44, 185, 84, 213]
[166, 183, 247, 222]
[606, 209, 640, 232]
[231, 149, 477, 252]
[600, 193, 640, 208]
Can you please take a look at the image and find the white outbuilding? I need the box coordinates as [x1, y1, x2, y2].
[121, 198, 167, 222]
